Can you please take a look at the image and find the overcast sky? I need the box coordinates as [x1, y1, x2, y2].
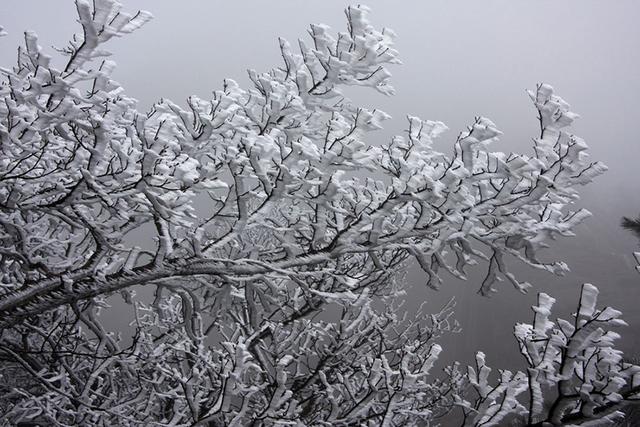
[1, 1, 639, 367]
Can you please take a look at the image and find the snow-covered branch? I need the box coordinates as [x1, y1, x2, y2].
[0, 1, 629, 426]
[0, 1, 604, 326]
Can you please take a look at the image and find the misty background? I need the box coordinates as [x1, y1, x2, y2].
[1, 0, 639, 371]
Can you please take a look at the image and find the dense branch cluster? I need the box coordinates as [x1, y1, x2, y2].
[457, 284, 640, 426]
[0, 1, 636, 426]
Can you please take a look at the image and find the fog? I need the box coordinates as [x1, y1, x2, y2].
[2, 0, 639, 370]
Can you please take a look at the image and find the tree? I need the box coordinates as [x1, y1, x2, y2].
[621, 215, 640, 240]
[621, 215, 640, 273]
[0, 1, 636, 425]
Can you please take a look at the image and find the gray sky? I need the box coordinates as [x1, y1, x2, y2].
[2, 1, 640, 367]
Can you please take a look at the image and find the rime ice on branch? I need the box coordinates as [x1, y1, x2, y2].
[0, 1, 631, 426]
[455, 284, 640, 427]
[0, 0, 604, 324]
